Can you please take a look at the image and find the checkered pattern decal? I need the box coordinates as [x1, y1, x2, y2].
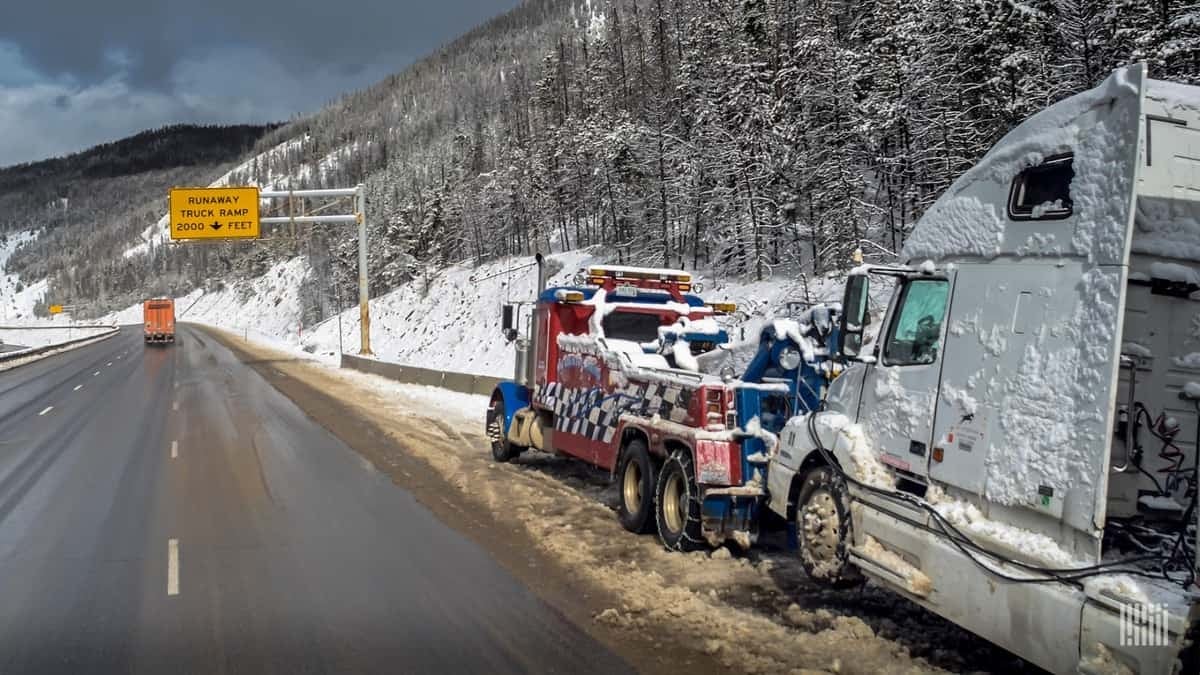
[535, 380, 695, 444]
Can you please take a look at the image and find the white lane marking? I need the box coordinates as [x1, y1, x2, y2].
[93, 371, 99, 377]
[73, 385, 82, 392]
[171, 441, 178, 459]
[38, 406, 53, 416]
[167, 539, 179, 596]
[172, 401, 179, 411]
[107, 362, 112, 367]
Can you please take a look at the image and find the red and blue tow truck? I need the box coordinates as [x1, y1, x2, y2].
[487, 257, 838, 550]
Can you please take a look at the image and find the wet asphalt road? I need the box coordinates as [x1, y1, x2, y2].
[0, 325, 631, 674]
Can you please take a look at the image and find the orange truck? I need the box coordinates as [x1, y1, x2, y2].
[143, 298, 175, 343]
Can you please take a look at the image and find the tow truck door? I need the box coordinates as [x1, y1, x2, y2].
[855, 273, 954, 480]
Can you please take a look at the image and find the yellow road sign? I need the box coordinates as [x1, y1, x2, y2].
[169, 187, 260, 240]
[48, 305, 63, 314]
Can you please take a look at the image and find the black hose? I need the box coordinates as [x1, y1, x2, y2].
[803, 405, 1189, 587]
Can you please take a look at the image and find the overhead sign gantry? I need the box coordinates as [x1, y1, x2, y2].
[165, 184, 373, 355]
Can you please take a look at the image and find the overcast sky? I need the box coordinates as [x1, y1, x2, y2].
[0, 0, 520, 167]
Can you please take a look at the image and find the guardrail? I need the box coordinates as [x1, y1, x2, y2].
[339, 353, 502, 397]
[0, 324, 115, 330]
[0, 327, 119, 365]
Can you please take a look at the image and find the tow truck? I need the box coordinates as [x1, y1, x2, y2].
[768, 65, 1200, 673]
[488, 261, 838, 550]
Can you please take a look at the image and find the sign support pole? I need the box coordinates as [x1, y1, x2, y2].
[355, 184, 372, 355]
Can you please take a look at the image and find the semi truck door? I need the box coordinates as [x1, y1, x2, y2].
[926, 263, 1118, 532]
[856, 274, 953, 480]
[924, 269, 1030, 497]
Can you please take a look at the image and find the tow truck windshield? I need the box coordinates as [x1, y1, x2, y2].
[601, 310, 665, 343]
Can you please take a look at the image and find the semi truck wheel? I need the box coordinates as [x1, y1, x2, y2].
[794, 466, 862, 587]
[486, 396, 523, 462]
[616, 439, 655, 534]
[655, 449, 705, 552]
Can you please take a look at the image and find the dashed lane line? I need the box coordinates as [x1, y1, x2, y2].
[167, 539, 179, 596]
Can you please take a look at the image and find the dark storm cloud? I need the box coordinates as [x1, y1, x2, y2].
[3, 0, 517, 88]
[0, 0, 520, 165]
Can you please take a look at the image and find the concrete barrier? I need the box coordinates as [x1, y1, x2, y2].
[339, 353, 504, 397]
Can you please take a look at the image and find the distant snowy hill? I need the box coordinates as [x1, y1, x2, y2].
[0, 124, 280, 317]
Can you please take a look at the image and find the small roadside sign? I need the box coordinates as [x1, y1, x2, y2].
[169, 187, 260, 240]
[48, 305, 63, 314]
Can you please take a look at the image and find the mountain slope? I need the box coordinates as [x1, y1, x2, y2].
[123, 0, 1200, 325]
[11, 1, 1200, 327]
[0, 124, 280, 315]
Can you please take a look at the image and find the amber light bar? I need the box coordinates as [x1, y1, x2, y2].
[587, 266, 692, 283]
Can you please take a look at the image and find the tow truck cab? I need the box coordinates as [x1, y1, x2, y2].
[769, 65, 1200, 674]
[490, 264, 732, 464]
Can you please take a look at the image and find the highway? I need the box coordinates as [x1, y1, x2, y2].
[0, 325, 631, 674]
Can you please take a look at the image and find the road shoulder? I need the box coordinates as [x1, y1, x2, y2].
[198, 325, 730, 675]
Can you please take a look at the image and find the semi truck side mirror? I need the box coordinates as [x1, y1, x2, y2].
[501, 304, 518, 342]
[839, 275, 870, 360]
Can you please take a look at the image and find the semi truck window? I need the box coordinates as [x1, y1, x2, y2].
[601, 310, 663, 343]
[882, 279, 949, 366]
[1008, 154, 1073, 220]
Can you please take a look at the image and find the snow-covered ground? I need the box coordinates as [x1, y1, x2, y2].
[1, 231, 116, 350]
[107, 248, 847, 378]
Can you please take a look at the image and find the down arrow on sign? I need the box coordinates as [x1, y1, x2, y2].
[210, 222, 223, 230]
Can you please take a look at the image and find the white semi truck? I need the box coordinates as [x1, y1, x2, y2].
[768, 64, 1200, 674]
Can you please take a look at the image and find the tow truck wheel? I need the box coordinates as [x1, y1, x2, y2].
[486, 396, 522, 462]
[655, 449, 705, 552]
[794, 466, 862, 588]
[617, 439, 655, 534]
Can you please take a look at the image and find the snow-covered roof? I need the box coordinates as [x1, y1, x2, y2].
[904, 65, 1200, 268]
[902, 64, 1148, 265]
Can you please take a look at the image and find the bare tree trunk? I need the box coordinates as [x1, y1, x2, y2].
[692, 166, 704, 269]
[657, 132, 671, 268]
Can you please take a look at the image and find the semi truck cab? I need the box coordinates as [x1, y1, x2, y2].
[768, 65, 1200, 674]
